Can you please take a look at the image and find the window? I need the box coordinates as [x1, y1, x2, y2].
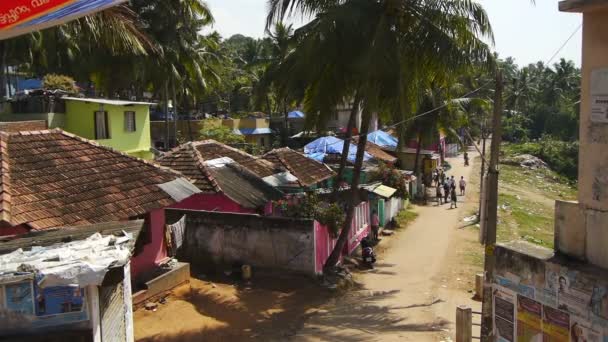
[94, 111, 110, 139]
[124, 111, 136, 132]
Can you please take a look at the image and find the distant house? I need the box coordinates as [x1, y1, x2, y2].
[269, 110, 307, 137]
[352, 137, 398, 165]
[221, 117, 273, 149]
[157, 141, 284, 214]
[2, 94, 156, 159]
[263, 147, 336, 192]
[325, 102, 378, 134]
[0, 129, 200, 281]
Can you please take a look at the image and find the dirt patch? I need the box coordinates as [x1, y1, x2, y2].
[135, 274, 332, 342]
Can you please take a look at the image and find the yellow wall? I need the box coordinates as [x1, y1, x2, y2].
[65, 100, 153, 159]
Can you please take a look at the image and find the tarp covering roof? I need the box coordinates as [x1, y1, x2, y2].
[0, 0, 127, 41]
[288, 111, 305, 119]
[367, 130, 398, 149]
[239, 128, 273, 135]
[304, 136, 371, 164]
[0, 230, 136, 288]
[62, 96, 156, 106]
[363, 182, 397, 198]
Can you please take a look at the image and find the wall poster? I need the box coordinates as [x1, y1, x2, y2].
[517, 295, 543, 342]
[542, 305, 569, 342]
[494, 286, 516, 342]
[4, 282, 34, 315]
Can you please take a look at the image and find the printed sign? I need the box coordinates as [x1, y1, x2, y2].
[517, 295, 543, 342]
[0, 0, 126, 40]
[494, 287, 516, 342]
[591, 68, 608, 123]
[36, 286, 84, 316]
[571, 317, 603, 342]
[5, 282, 34, 315]
[542, 305, 569, 342]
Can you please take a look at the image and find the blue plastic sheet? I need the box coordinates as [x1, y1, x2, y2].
[287, 111, 305, 119]
[304, 136, 371, 163]
[367, 130, 398, 148]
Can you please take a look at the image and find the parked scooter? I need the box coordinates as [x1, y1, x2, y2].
[361, 237, 377, 269]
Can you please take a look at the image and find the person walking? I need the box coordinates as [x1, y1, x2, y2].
[459, 176, 467, 196]
[440, 170, 446, 185]
[450, 188, 458, 209]
[443, 181, 450, 204]
[449, 175, 455, 189]
[371, 210, 380, 241]
[436, 184, 443, 205]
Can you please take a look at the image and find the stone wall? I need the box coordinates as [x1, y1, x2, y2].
[166, 209, 316, 275]
[492, 241, 608, 341]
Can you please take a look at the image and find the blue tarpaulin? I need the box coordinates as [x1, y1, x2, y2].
[367, 130, 398, 149]
[304, 136, 371, 163]
[288, 110, 305, 119]
[240, 128, 273, 135]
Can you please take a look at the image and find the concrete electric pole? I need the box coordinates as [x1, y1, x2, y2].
[480, 70, 503, 342]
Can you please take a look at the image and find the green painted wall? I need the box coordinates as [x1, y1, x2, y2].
[65, 101, 153, 159]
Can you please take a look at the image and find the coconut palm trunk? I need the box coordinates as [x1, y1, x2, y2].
[332, 94, 361, 197]
[324, 106, 371, 272]
[164, 81, 170, 150]
[413, 132, 423, 182]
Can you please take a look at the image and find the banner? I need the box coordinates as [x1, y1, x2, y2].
[0, 0, 126, 40]
[542, 305, 570, 342]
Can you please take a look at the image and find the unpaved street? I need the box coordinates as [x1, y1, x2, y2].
[294, 150, 483, 342]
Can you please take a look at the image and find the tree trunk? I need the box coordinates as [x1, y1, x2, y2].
[164, 81, 169, 150]
[413, 132, 423, 180]
[332, 94, 361, 197]
[282, 100, 289, 145]
[172, 78, 178, 146]
[323, 106, 372, 272]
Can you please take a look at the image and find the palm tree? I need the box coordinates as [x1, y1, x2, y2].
[267, 0, 494, 271]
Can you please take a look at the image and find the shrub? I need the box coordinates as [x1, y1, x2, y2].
[503, 136, 578, 180]
[42, 74, 78, 94]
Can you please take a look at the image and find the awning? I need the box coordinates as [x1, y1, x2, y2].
[0, 0, 127, 41]
[373, 185, 397, 198]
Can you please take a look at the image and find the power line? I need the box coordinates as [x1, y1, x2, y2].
[309, 23, 582, 152]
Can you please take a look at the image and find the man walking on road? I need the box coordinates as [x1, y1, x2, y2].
[450, 188, 458, 209]
[443, 181, 450, 204]
[459, 176, 467, 196]
[436, 184, 443, 205]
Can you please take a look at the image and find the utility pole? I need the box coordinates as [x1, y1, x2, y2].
[480, 70, 503, 342]
[478, 120, 487, 217]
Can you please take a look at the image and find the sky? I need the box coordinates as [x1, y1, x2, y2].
[204, 0, 582, 67]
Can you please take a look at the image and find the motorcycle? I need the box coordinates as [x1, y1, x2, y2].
[361, 238, 377, 269]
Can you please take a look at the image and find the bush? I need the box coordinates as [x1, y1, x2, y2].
[503, 136, 578, 180]
[42, 74, 78, 94]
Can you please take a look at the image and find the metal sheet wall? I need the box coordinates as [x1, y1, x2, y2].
[100, 283, 126, 342]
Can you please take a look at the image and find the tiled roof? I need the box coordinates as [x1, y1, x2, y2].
[194, 140, 280, 178]
[352, 138, 398, 164]
[157, 141, 283, 208]
[0, 129, 182, 231]
[263, 148, 335, 188]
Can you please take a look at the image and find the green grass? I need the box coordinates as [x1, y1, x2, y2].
[497, 192, 555, 248]
[499, 164, 577, 200]
[395, 203, 419, 230]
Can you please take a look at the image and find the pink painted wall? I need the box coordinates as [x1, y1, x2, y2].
[314, 201, 371, 274]
[168, 193, 257, 214]
[130, 208, 169, 281]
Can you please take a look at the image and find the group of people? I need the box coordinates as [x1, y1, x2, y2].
[432, 169, 466, 209]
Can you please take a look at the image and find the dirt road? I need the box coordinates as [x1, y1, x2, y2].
[294, 151, 483, 342]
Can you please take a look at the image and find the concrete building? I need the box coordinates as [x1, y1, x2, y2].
[484, 3, 608, 340]
[2, 95, 156, 159]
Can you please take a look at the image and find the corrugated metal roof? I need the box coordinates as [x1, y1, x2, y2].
[62, 96, 156, 106]
[209, 164, 283, 209]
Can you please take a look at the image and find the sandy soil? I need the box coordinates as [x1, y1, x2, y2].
[293, 150, 484, 342]
[134, 275, 332, 341]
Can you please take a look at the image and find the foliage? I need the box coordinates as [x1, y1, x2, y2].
[199, 119, 245, 144]
[395, 204, 418, 230]
[272, 193, 346, 237]
[502, 136, 579, 180]
[368, 163, 409, 199]
[42, 74, 78, 94]
[499, 58, 580, 142]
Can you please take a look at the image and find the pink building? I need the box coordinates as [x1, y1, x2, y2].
[157, 141, 284, 214]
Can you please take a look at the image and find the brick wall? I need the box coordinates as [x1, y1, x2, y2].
[0, 120, 47, 133]
[166, 209, 316, 275]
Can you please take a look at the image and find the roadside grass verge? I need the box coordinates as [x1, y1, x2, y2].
[394, 202, 419, 230]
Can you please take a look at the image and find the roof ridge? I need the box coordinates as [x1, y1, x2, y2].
[196, 139, 281, 172]
[189, 143, 222, 193]
[273, 152, 304, 188]
[0, 132, 12, 224]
